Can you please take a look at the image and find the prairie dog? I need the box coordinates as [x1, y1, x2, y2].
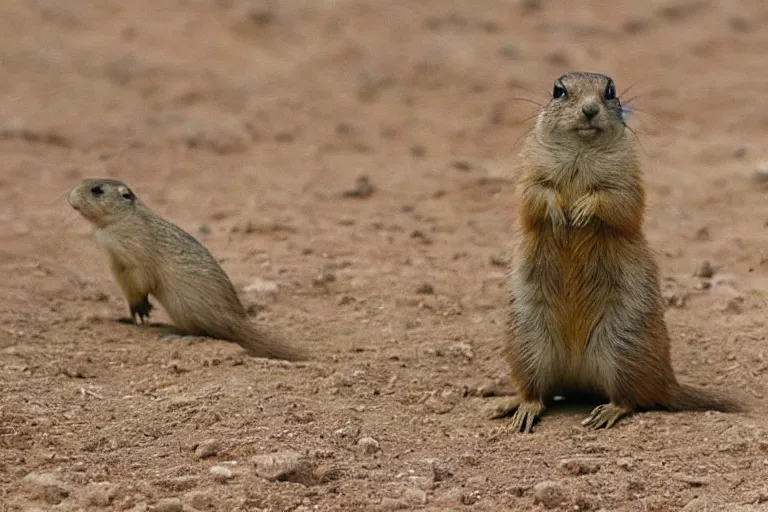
[494, 72, 738, 432]
[69, 178, 304, 361]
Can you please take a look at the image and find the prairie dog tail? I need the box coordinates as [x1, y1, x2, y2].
[228, 322, 307, 362]
[667, 384, 742, 413]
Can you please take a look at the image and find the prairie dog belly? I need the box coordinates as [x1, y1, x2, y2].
[511, 229, 625, 396]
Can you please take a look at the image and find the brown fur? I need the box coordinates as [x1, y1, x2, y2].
[495, 72, 740, 432]
[68, 178, 305, 361]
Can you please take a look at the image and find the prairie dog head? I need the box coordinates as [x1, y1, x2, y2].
[68, 179, 140, 228]
[534, 72, 627, 148]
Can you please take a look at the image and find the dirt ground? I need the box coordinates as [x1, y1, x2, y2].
[2, 0, 768, 510]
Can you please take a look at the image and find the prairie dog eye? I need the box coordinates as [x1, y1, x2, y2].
[605, 81, 616, 100]
[90, 185, 103, 197]
[552, 82, 567, 100]
[118, 187, 134, 201]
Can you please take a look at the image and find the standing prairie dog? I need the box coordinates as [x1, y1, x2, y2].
[69, 178, 305, 361]
[494, 72, 739, 432]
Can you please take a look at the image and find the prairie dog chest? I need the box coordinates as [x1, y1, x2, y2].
[94, 227, 148, 271]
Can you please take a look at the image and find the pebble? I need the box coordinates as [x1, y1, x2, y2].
[194, 439, 222, 459]
[415, 283, 435, 295]
[21, 472, 70, 505]
[184, 490, 214, 511]
[466, 475, 487, 487]
[158, 475, 199, 492]
[252, 450, 312, 483]
[430, 460, 454, 481]
[694, 260, 715, 279]
[357, 436, 381, 455]
[754, 164, 768, 183]
[675, 474, 710, 487]
[403, 487, 428, 505]
[471, 379, 505, 397]
[559, 458, 601, 475]
[409, 476, 434, 491]
[342, 175, 375, 198]
[378, 497, 404, 510]
[424, 396, 455, 414]
[489, 254, 507, 266]
[210, 466, 234, 482]
[84, 481, 118, 506]
[244, 278, 278, 295]
[448, 342, 474, 360]
[616, 457, 634, 471]
[333, 423, 361, 439]
[681, 497, 709, 511]
[533, 480, 566, 509]
[150, 497, 183, 512]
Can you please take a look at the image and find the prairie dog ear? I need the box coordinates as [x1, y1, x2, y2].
[117, 185, 136, 202]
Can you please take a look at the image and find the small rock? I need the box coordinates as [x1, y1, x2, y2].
[22, 472, 70, 505]
[410, 230, 432, 244]
[252, 450, 313, 484]
[313, 464, 343, 484]
[411, 145, 426, 158]
[210, 466, 234, 482]
[333, 423, 361, 439]
[409, 476, 435, 491]
[415, 283, 434, 295]
[472, 379, 506, 397]
[158, 475, 199, 492]
[675, 474, 710, 487]
[378, 497, 404, 510]
[754, 164, 768, 184]
[733, 146, 747, 158]
[342, 175, 375, 198]
[616, 457, 634, 471]
[337, 295, 355, 305]
[623, 17, 649, 34]
[403, 487, 428, 505]
[424, 396, 455, 414]
[694, 227, 710, 241]
[244, 278, 278, 295]
[184, 490, 214, 511]
[356, 436, 381, 455]
[560, 458, 601, 475]
[467, 475, 487, 487]
[151, 497, 183, 512]
[489, 254, 507, 267]
[312, 272, 336, 287]
[84, 482, 118, 506]
[194, 439, 221, 459]
[430, 459, 454, 481]
[521, 0, 541, 12]
[694, 261, 715, 278]
[533, 480, 566, 509]
[724, 297, 744, 314]
[452, 160, 472, 172]
[664, 293, 687, 308]
[459, 452, 480, 467]
[460, 490, 482, 505]
[681, 497, 709, 511]
[448, 342, 474, 360]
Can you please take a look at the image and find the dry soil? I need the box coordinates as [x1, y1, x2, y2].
[2, 0, 768, 511]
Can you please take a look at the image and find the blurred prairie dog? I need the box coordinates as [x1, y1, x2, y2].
[494, 72, 739, 432]
[69, 178, 304, 361]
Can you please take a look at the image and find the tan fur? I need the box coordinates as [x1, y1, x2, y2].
[495, 72, 739, 432]
[69, 178, 305, 361]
